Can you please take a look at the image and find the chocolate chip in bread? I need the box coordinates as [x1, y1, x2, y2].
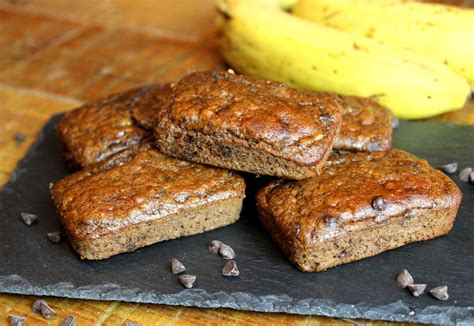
[154, 71, 343, 180]
[256, 149, 462, 272]
[56, 84, 169, 169]
[51, 143, 246, 260]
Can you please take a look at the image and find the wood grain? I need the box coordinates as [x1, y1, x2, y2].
[0, 0, 472, 325]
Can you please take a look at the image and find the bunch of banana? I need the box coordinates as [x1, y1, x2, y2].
[216, 0, 471, 119]
[293, 0, 474, 88]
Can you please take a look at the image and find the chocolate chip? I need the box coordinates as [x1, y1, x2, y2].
[32, 299, 55, 319]
[407, 284, 426, 297]
[208, 240, 223, 255]
[439, 162, 457, 174]
[171, 258, 186, 274]
[459, 167, 472, 182]
[396, 269, 414, 288]
[219, 244, 235, 260]
[178, 274, 196, 288]
[8, 314, 26, 326]
[20, 212, 37, 226]
[372, 196, 387, 211]
[61, 315, 77, 326]
[430, 285, 449, 300]
[47, 231, 63, 244]
[391, 117, 399, 129]
[125, 321, 142, 326]
[14, 133, 26, 143]
[222, 260, 239, 277]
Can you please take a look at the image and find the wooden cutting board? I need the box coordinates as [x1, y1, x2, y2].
[0, 0, 472, 324]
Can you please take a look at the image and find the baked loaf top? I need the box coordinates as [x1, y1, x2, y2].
[334, 95, 392, 152]
[56, 84, 169, 168]
[256, 149, 462, 249]
[51, 143, 245, 241]
[132, 83, 172, 130]
[156, 71, 343, 166]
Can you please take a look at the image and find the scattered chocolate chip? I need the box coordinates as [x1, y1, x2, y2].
[178, 274, 196, 289]
[61, 315, 77, 326]
[171, 258, 186, 274]
[8, 314, 26, 326]
[372, 196, 387, 211]
[32, 299, 55, 319]
[407, 284, 426, 297]
[208, 240, 223, 255]
[439, 162, 458, 174]
[222, 260, 239, 277]
[396, 269, 414, 288]
[459, 167, 472, 182]
[219, 244, 235, 260]
[391, 117, 399, 129]
[14, 133, 26, 143]
[47, 231, 63, 244]
[430, 285, 449, 300]
[125, 321, 142, 326]
[20, 212, 37, 226]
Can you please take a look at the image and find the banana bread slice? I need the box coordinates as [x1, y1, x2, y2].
[154, 71, 343, 180]
[334, 95, 392, 152]
[56, 83, 169, 169]
[256, 149, 462, 272]
[51, 143, 246, 260]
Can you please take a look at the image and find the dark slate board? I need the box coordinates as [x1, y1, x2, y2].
[1, 115, 473, 324]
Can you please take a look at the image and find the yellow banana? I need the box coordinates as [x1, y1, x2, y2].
[293, 0, 474, 88]
[216, 0, 470, 119]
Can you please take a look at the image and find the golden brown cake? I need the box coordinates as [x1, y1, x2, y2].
[256, 150, 462, 272]
[51, 143, 246, 260]
[56, 84, 169, 169]
[154, 71, 343, 180]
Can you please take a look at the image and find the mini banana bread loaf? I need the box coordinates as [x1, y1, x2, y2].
[334, 95, 392, 152]
[56, 83, 169, 169]
[154, 71, 343, 180]
[51, 143, 245, 260]
[256, 149, 462, 272]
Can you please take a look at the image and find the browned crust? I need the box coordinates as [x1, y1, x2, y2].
[56, 83, 170, 169]
[155, 71, 343, 179]
[334, 95, 393, 152]
[256, 150, 462, 272]
[66, 197, 243, 260]
[258, 204, 458, 272]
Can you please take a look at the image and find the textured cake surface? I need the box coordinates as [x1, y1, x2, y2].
[256, 150, 462, 271]
[56, 84, 169, 168]
[155, 71, 343, 178]
[334, 95, 392, 152]
[51, 143, 246, 259]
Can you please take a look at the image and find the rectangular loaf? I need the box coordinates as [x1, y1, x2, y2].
[256, 150, 462, 272]
[56, 84, 170, 169]
[154, 71, 343, 180]
[51, 143, 246, 260]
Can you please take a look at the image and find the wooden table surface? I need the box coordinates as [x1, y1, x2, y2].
[0, 0, 472, 325]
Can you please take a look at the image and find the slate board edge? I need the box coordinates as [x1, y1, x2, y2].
[1, 274, 472, 324]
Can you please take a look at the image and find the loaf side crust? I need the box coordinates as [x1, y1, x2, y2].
[68, 197, 243, 260]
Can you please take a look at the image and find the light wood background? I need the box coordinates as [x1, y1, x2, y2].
[0, 0, 472, 325]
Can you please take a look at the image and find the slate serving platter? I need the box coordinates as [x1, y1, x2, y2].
[1, 115, 473, 324]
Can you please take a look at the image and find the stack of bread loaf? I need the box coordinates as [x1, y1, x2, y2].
[51, 70, 461, 272]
